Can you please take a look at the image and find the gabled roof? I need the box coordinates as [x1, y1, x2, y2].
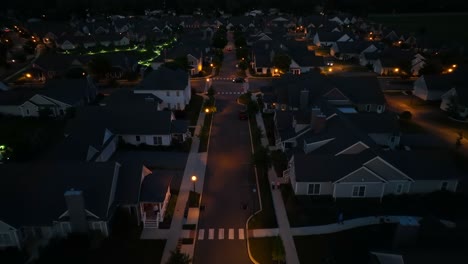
[140, 170, 173, 202]
[137, 67, 188, 91]
[329, 76, 386, 105]
[40, 78, 95, 105]
[0, 161, 118, 227]
[101, 88, 163, 107]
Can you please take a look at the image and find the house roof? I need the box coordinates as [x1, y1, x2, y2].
[113, 161, 144, 204]
[382, 150, 461, 180]
[40, 77, 95, 105]
[329, 76, 386, 105]
[100, 88, 163, 107]
[275, 110, 297, 141]
[421, 75, 456, 92]
[139, 170, 173, 202]
[0, 161, 118, 227]
[137, 67, 188, 91]
[344, 112, 400, 134]
[171, 120, 189, 134]
[294, 149, 375, 182]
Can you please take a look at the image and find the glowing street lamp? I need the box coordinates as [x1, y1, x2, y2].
[448, 68, 453, 73]
[452, 64, 457, 68]
[394, 68, 399, 73]
[25, 73, 32, 78]
[191, 175, 198, 192]
[210, 63, 214, 67]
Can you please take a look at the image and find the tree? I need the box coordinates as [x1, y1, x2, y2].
[88, 55, 112, 80]
[252, 145, 271, 169]
[234, 36, 246, 48]
[166, 248, 192, 264]
[272, 54, 291, 73]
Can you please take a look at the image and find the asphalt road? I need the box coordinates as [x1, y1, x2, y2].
[193, 32, 256, 264]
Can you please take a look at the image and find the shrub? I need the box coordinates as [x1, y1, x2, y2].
[399, 111, 412, 120]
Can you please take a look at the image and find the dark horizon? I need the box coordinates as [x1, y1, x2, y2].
[2, 0, 468, 18]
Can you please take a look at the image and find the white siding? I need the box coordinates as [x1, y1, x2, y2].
[334, 182, 384, 198]
[19, 101, 40, 117]
[0, 105, 22, 116]
[383, 181, 412, 195]
[410, 180, 457, 193]
[295, 182, 333, 195]
[121, 134, 171, 146]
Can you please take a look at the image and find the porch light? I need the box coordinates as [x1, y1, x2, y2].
[452, 64, 457, 68]
[394, 68, 399, 73]
[25, 73, 32, 78]
[448, 68, 453, 73]
[205, 108, 210, 113]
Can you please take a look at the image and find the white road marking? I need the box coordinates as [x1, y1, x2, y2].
[208, 228, 214, 240]
[198, 229, 205, 240]
[238, 228, 245, 240]
[219, 228, 224, 240]
[228, 228, 234, 240]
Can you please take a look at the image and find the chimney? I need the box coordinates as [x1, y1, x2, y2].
[311, 107, 326, 133]
[300, 89, 309, 111]
[64, 189, 88, 233]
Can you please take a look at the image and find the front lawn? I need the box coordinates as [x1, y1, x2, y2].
[249, 237, 275, 264]
[184, 94, 204, 126]
[282, 183, 468, 227]
[295, 224, 396, 264]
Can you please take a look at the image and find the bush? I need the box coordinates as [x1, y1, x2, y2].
[399, 111, 412, 120]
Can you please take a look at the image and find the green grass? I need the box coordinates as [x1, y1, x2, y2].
[368, 13, 468, 48]
[198, 112, 213, 152]
[248, 113, 278, 229]
[295, 224, 396, 264]
[249, 237, 275, 264]
[185, 94, 204, 126]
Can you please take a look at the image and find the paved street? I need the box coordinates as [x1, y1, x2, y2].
[193, 31, 256, 264]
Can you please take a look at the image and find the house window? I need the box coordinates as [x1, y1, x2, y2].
[0, 233, 13, 246]
[366, 105, 371, 112]
[26, 109, 30, 115]
[153, 136, 162, 145]
[166, 91, 170, 96]
[352, 185, 366, 197]
[136, 136, 141, 142]
[377, 105, 383, 113]
[390, 136, 396, 143]
[441, 181, 449, 191]
[396, 184, 404, 194]
[307, 184, 320, 195]
[176, 91, 180, 96]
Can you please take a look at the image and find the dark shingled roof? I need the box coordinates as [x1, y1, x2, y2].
[382, 150, 461, 181]
[100, 89, 163, 107]
[0, 161, 118, 227]
[40, 78, 96, 105]
[330, 76, 386, 105]
[294, 149, 375, 182]
[140, 170, 173, 202]
[137, 67, 188, 91]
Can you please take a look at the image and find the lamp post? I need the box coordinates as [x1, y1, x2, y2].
[191, 175, 197, 193]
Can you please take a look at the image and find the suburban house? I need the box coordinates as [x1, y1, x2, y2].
[251, 41, 277, 75]
[32, 53, 87, 79]
[440, 86, 468, 118]
[373, 48, 413, 75]
[283, 41, 326, 74]
[0, 161, 122, 249]
[284, 110, 459, 198]
[330, 41, 382, 61]
[312, 31, 353, 47]
[135, 67, 191, 110]
[0, 158, 175, 249]
[163, 34, 211, 76]
[0, 77, 97, 117]
[413, 75, 455, 101]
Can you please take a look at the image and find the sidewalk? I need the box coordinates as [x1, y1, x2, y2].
[157, 109, 209, 264]
[253, 112, 301, 264]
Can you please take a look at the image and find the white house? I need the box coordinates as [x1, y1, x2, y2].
[413, 75, 453, 101]
[135, 67, 191, 110]
[440, 87, 468, 118]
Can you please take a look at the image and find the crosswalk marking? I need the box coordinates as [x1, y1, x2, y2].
[197, 228, 246, 240]
[198, 229, 205, 240]
[217, 91, 243, 95]
[219, 228, 224, 240]
[238, 228, 245, 240]
[208, 228, 214, 240]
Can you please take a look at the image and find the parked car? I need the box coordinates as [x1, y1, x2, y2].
[233, 77, 245, 83]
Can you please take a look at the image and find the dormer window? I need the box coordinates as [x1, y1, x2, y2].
[366, 104, 371, 112]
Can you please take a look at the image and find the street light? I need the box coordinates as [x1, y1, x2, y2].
[191, 175, 197, 192]
[25, 73, 32, 78]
